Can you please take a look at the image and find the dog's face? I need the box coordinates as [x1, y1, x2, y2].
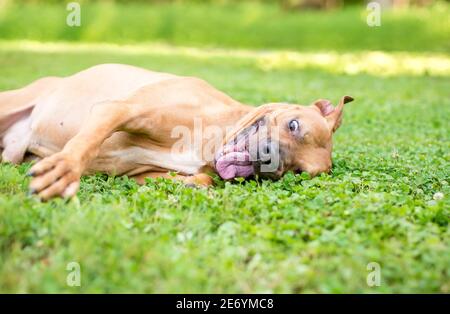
[215, 96, 353, 180]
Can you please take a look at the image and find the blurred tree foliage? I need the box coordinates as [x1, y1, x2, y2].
[8, 0, 441, 10]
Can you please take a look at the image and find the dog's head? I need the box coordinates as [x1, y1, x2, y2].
[215, 96, 354, 180]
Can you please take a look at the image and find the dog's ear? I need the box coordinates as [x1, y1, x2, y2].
[313, 99, 335, 116]
[313, 96, 354, 132]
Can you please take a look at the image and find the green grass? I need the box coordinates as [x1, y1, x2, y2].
[0, 2, 449, 293]
[0, 41, 449, 293]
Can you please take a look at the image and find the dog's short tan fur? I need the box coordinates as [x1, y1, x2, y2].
[0, 64, 353, 200]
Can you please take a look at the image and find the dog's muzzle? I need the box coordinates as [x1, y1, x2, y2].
[214, 119, 283, 180]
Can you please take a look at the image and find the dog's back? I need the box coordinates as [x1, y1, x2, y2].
[0, 64, 178, 163]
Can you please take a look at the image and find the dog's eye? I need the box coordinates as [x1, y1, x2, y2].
[288, 119, 300, 132]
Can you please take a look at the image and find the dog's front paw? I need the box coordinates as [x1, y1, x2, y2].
[184, 173, 214, 187]
[28, 152, 82, 201]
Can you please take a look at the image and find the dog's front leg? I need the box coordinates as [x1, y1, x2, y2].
[28, 100, 145, 200]
[132, 171, 214, 187]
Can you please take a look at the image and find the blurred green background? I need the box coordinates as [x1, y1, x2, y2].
[0, 0, 449, 293]
[0, 0, 449, 52]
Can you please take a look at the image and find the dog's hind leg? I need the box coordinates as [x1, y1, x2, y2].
[0, 77, 60, 122]
[0, 77, 61, 164]
[0, 90, 35, 164]
[1, 110, 32, 164]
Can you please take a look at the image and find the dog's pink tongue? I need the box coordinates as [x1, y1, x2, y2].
[216, 151, 254, 180]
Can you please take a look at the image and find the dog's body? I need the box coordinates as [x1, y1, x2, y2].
[1, 64, 251, 175]
[0, 64, 353, 200]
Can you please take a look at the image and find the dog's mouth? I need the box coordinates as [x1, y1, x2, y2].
[215, 123, 258, 180]
[215, 118, 277, 180]
[215, 150, 254, 180]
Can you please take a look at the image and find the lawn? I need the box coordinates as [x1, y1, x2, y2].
[0, 2, 449, 293]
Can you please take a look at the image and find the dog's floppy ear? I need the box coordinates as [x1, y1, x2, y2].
[313, 99, 335, 116]
[313, 96, 354, 132]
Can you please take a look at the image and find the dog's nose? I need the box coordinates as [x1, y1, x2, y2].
[263, 142, 271, 156]
[258, 141, 272, 164]
[258, 141, 281, 175]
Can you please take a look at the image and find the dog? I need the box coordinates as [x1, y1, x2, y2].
[0, 63, 353, 200]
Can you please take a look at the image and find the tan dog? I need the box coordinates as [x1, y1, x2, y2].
[0, 64, 353, 200]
